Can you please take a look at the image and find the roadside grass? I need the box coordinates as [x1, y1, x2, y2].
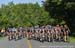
[69, 36, 75, 43]
[0, 36, 3, 39]
[0, 35, 4, 40]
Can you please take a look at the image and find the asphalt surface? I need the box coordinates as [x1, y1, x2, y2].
[0, 37, 75, 48]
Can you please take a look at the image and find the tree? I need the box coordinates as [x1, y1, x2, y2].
[0, 2, 51, 27]
[43, 0, 75, 35]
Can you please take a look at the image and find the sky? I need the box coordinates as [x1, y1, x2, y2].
[0, 0, 45, 7]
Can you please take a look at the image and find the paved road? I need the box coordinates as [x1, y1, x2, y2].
[0, 37, 75, 48]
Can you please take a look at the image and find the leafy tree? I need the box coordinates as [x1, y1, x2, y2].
[43, 0, 75, 35]
[0, 2, 52, 28]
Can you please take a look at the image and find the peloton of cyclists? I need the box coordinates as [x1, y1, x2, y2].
[5, 24, 70, 42]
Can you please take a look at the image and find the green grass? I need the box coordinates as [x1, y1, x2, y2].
[0, 36, 4, 40]
[69, 36, 75, 43]
[0, 37, 2, 39]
